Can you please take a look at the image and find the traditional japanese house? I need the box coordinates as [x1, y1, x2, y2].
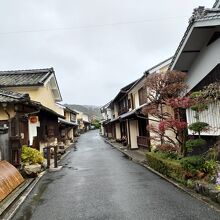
[58, 106, 78, 145]
[100, 101, 114, 137]
[76, 111, 91, 133]
[102, 80, 138, 146]
[0, 68, 63, 116]
[0, 68, 66, 165]
[170, 1, 220, 138]
[124, 57, 173, 149]
[101, 57, 175, 150]
[0, 89, 64, 166]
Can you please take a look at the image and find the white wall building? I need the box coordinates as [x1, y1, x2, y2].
[170, 4, 220, 136]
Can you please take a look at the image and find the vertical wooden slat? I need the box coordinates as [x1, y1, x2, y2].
[187, 100, 220, 136]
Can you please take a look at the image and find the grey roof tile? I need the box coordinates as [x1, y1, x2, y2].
[213, 0, 220, 8]
[0, 68, 53, 87]
[0, 89, 30, 103]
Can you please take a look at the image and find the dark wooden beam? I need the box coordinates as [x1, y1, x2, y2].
[182, 50, 200, 53]
[196, 26, 216, 29]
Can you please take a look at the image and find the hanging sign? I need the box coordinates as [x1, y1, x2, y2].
[29, 116, 38, 124]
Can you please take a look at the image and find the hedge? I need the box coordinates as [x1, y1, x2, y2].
[146, 152, 186, 184]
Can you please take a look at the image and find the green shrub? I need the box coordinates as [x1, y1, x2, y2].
[204, 147, 218, 161]
[190, 91, 203, 99]
[180, 156, 205, 173]
[185, 138, 206, 152]
[91, 119, 101, 129]
[146, 152, 217, 185]
[21, 146, 44, 165]
[190, 92, 208, 112]
[188, 122, 209, 133]
[202, 160, 217, 175]
[190, 104, 208, 112]
[146, 152, 185, 183]
[159, 152, 181, 160]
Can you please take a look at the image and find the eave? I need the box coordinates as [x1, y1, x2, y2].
[170, 20, 220, 72]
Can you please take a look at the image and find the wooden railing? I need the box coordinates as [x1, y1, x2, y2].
[137, 136, 149, 148]
[118, 107, 129, 115]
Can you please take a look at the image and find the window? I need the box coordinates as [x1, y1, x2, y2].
[138, 87, 146, 106]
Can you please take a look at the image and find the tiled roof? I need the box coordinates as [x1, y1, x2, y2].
[65, 106, 79, 114]
[195, 9, 220, 22]
[145, 56, 173, 74]
[113, 79, 139, 102]
[0, 89, 64, 118]
[128, 57, 173, 93]
[169, 6, 220, 70]
[58, 118, 78, 126]
[29, 100, 65, 118]
[213, 0, 220, 8]
[0, 89, 30, 103]
[0, 68, 54, 87]
[121, 80, 139, 92]
[100, 101, 113, 110]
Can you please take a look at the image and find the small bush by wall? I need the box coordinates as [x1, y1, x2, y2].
[146, 152, 186, 184]
[21, 146, 44, 165]
[180, 156, 205, 173]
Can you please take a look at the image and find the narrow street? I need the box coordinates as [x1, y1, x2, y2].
[13, 130, 219, 220]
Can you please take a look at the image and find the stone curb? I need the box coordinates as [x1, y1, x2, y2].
[1, 146, 73, 220]
[105, 139, 220, 213]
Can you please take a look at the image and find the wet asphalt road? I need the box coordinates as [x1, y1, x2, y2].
[12, 130, 220, 220]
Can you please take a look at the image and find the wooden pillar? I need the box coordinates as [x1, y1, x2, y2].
[54, 146, 58, 168]
[47, 147, 51, 169]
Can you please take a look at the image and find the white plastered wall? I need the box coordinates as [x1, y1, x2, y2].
[28, 118, 40, 146]
[187, 38, 220, 90]
[129, 120, 138, 149]
[115, 122, 121, 139]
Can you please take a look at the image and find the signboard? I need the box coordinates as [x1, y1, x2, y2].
[29, 116, 39, 124]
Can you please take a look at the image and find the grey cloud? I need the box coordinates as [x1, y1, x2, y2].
[0, 0, 214, 105]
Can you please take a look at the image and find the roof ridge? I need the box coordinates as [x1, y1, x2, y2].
[145, 56, 173, 74]
[121, 79, 139, 92]
[0, 68, 55, 87]
[0, 68, 53, 75]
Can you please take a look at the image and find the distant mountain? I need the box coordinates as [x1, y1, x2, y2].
[65, 104, 102, 120]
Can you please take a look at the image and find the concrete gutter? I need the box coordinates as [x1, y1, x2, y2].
[0, 179, 34, 216]
[0, 170, 46, 220]
[104, 139, 220, 213]
[0, 144, 74, 220]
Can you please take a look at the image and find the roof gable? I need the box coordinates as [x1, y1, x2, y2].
[128, 57, 172, 94]
[170, 6, 220, 71]
[101, 101, 113, 110]
[145, 57, 173, 74]
[113, 79, 139, 102]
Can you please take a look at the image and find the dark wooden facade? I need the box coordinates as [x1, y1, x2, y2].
[137, 117, 150, 148]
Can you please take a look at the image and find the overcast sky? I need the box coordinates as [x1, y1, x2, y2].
[0, 0, 215, 106]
